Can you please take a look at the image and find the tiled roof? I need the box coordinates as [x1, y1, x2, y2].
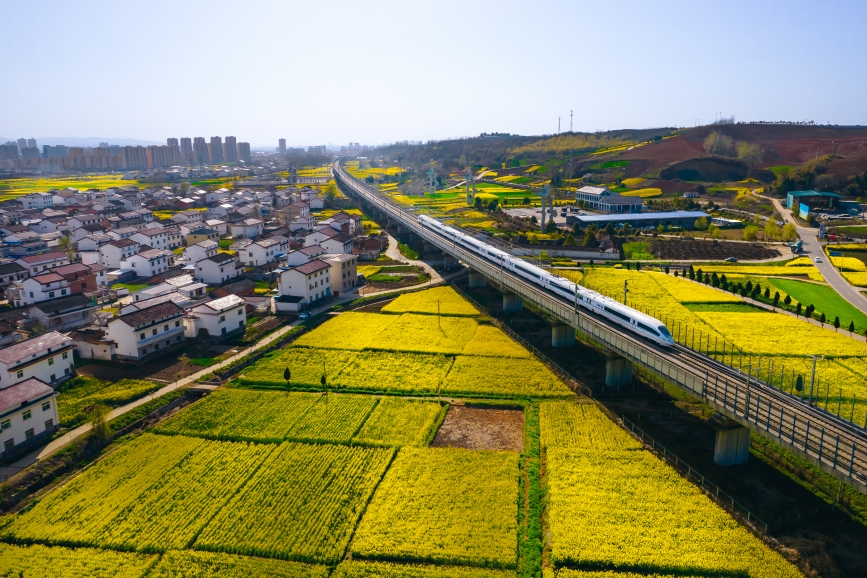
[106, 239, 138, 248]
[52, 263, 91, 276]
[31, 294, 93, 314]
[199, 294, 245, 312]
[292, 259, 330, 275]
[203, 253, 236, 265]
[0, 378, 55, 415]
[31, 272, 65, 285]
[0, 331, 72, 365]
[133, 228, 166, 237]
[0, 262, 25, 275]
[116, 301, 183, 328]
[16, 251, 67, 264]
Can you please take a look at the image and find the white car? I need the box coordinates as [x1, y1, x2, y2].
[814, 257, 822, 263]
[298, 312, 311, 320]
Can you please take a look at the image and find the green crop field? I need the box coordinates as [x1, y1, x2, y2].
[767, 278, 867, 331]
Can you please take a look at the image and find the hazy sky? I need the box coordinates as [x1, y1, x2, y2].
[2, 0, 865, 148]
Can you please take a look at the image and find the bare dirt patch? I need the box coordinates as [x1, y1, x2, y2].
[431, 405, 524, 452]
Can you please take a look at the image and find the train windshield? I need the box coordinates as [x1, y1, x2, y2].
[657, 326, 672, 339]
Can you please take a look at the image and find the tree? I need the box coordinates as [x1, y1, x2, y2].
[834, 316, 841, 329]
[474, 197, 483, 210]
[697, 269, 704, 283]
[694, 217, 708, 231]
[736, 141, 764, 168]
[324, 183, 337, 203]
[819, 312, 826, 324]
[583, 229, 599, 247]
[763, 287, 770, 299]
[773, 291, 780, 306]
[849, 320, 855, 332]
[665, 265, 670, 274]
[626, 262, 631, 270]
[805, 304, 814, 318]
[743, 226, 759, 241]
[522, 197, 531, 205]
[784, 295, 792, 305]
[796, 302, 802, 316]
[688, 264, 695, 280]
[764, 221, 780, 241]
[545, 220, 558, 234]
[487, 199, 499, 212]
[674, 269, 679, 277]
[712, 272, 719, 287]
[781, 223, 798, 241]
[57, 233, 75, 261]
[89, 404, 110, 442]
[708, 224, 721, 238]
[703, 131, 735, 156]
[563, 234, 577, 246]
[635, 262, 641, 271]
[795, 375, 804, 393]
[604, 223, 615, 236]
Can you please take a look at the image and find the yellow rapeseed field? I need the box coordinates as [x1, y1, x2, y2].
[382, 287, 481, 316]
[460, 325, 533, 358]
[352, 398, 445, 447]
[352, 447, 519, 568]
[294, 312, 398, 350]
[149, 551, 328, 578]
[441, 356, 572, 398]
[843, 272, 867, 286]
[0, 543, 156, 578]
[333, 561, 513, 578]
[540, 402, 641, 451]
[195, 443, 393, 564]
[621, 177, 646, 187]
[830, 256, 867, 271]
[627, 187, 662, 198]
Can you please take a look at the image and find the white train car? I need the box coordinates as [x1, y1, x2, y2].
[419, 214, 674, 347]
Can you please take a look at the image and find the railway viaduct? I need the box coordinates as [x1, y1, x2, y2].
[335, 159, 867, 494]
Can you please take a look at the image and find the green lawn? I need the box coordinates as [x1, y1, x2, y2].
[767, 278, 867, 331]
[113, 283, 149, 293]
[622, 241, 654, 260]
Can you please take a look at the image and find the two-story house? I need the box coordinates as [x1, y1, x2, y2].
[99, 239, 140, 269]
[322, 253, 359, 297]
[244, 236, 288, 267]
[105, 301, 186, 362]
[184, 240, 219, 264]
[274, 259, 331, 312]
[11, 273, 72, 307]
[15, 251, 70, 276]
[195, 253, 241, 285]
[0, 331, 76, 388]
[121, 248, 174, 278]
[184, 294, 247, 339]
[229, 218, 264, 239]
[0, 377, 60, 461]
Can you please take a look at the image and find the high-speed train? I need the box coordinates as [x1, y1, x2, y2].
[419, 214, 675, 347]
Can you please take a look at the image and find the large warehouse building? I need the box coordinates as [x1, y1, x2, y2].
[568, 211, 710, 230]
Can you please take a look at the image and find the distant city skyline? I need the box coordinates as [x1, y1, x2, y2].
[2, 0, 866, 144]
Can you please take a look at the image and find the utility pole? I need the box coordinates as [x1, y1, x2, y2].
[570, 109, 573, 133]
[623, 280, 629, 305]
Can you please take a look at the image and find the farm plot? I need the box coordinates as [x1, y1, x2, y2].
[767, 277, 867, 332]
[382, 286, 481, 316]
[4, 434, 207, 545]
[56, 377, 162, 427]
[647, 239, 782, 261]
[195, 443, 393, 564]
[236, 347, 357, 388]
[352, 447, 519, 568]
[441, 356, 573, 398]
[540, 402, 640, 451]
[353, 398, 445, 447]
[0, 543, 157, 578]
[460, 325, 533, 359]
[547, 448, 799, 577]
[332, 350, 454, 395]
[370, 313, 479, 355]
[696, 311, 867, 357]
[283, 394, 379, 444]
[332, 561, 514, 578]
[153, 390, 322, 443]
[293, 312, 397, 350]
[148, 551, 328, 578]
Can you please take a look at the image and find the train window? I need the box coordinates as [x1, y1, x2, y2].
[637, 322, 659, 335]
[657, 326, 672, 338]
[604, 307, 631, 322]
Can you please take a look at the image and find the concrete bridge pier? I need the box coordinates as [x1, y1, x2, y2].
[502, 293, 523, 313]
[711, 413, 750, 466]
[468, 270, 487, 288]
[443, 255, 459, 270]
[551, 323, 576, 348]
[423, 242, 439, 254]
[605, 353, 633, 386]
[397, 224, 408, 235]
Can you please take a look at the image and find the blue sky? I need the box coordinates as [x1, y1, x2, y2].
[1, 0, 865, 148]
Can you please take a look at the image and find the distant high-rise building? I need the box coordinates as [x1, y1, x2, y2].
[193, 137, 209, 164]
[224, 136, 238, 163]
[21, 147, 40, 160]
[0, 143, 19, 160]
[27, 138, 37, 149]
[278, 138, 286, 156]
[308, 145, 326, 155]
[98, 141, 109, 148]
[238, 142, 252, 163]
[43, 145, 68, 158]
[107, 145, 121, 155]
[180, 137, 192, 154]
[209, 136, 223, 163]
[17, 138, 27, 154]
[167, 138, 179, 147]
[121, 146, 148, 169]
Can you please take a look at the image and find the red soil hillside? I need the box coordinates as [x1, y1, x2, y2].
[618, 125, 867, 177]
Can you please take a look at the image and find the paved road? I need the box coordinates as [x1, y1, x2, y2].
[770, 197, 867, 315]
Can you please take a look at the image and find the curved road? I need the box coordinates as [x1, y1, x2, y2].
[770, 197, 867, 316]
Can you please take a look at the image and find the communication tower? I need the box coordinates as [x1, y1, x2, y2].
[428, 161, 436, 196]
[465, 168, 477, 205]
